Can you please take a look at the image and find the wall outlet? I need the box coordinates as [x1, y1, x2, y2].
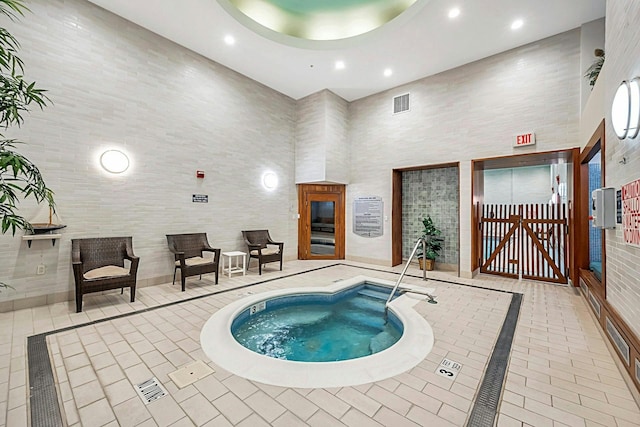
[36, 264, 46, 275]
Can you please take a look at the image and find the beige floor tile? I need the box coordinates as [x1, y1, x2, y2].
[180, 393, 220, 426]
[212, 392, 253, 425]
[11, 261, 640, 427]
[78, 398, 116, 427]
[147, 396, 187, 427]
[275, 389, 319, 421]
[336, 388, 381, 417]
[221, 375, 259, 400]
[244, 390, 287, 422]
[272, 411, 307, 427]
[307, 409, 347, 427]
[365, 384, 412, 415]
[307, 389, 351, 419]
[112, 395, 152, 427]
[72, 380, 105, 409]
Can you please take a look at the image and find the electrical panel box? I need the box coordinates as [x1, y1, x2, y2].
[592, 187, 616, 229]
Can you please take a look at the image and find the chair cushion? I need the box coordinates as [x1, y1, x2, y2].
[84, 265, 129, 280]
[175, 256, 214, 267]
[250, 248, 280, 256]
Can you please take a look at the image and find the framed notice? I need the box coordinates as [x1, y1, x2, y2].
[192, 194, 208, 203]
[353, 196, 383, 238]
[622, 179, 640, 248]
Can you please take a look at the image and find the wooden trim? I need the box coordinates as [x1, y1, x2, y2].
[474, 148, 574, 169]
[576, 120, 605, 294]
[297, 184, 345, 260]
[392, 170, 403, 266]
[580, 269, 640, 394]
[395, 162, 459, 172]
[391, 163, 460, 270]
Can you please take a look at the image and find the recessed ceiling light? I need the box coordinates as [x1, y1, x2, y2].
[224, 35, 235, 45]
[448, 8, 460, 19]
[384, 68, 393, 77]
[511, 19, 523, 30]
[335, 61, 345, 70]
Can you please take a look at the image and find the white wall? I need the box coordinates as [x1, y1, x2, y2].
[0, 0, 297, 307]
[347, 30, 581, 273]
[603, 0, 640, 338]
[484, 166, 551, 205]
[580, 18, 606, 112]
[295, 90, 349, 184]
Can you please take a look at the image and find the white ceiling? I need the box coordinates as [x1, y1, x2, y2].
[85, 0, 605, 102]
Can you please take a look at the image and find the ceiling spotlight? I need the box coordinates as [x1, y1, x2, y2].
[448, 8, 460, 19]
[384, 68, 393, 77]
[335, 61, 345, 70]
[511, 19, 524, 30]
[224, 35, 235, 45]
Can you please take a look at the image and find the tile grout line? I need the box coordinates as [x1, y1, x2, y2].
[26, 263, 522, 427]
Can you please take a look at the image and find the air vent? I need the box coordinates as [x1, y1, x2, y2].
[135, 377, 168, 404]
[606, 318, 630, 365]
[579, 278, 588, 296]
[393, 93, 410, 114]
[588, 292, 601, 317]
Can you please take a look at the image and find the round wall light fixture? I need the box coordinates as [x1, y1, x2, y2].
[262, 171, 278, 190]
[100, 149, 130, 174]
[612, 78, 640, 140]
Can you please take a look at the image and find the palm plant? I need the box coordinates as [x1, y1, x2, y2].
[584, 48, 604, 89]
[0, 0, 52, 292]
[0, 0, 53, 236]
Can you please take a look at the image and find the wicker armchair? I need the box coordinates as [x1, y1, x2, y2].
[166, 233, 221, 291]
[71, 237, 139, 313]
[242, 230, 284, 275]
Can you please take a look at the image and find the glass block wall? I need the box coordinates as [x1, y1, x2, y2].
[402, 166, 459, 265]
[588, 160, 602, 264]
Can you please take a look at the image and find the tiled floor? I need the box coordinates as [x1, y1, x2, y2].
[1, 260, 639, 426]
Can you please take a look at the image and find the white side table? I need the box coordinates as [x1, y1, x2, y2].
[221, 251, 246, 278]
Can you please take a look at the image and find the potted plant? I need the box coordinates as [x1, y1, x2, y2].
[584, 48, 604, 89]
[416, 215, 443, 271]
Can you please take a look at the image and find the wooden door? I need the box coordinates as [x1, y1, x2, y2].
[298, 184, 345, 260]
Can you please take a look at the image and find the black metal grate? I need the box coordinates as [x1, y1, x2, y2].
[466, 293, 522, 427]
[28, 335, 63, 427]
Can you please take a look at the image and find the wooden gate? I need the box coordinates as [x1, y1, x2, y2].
[478, 203, 569, 283]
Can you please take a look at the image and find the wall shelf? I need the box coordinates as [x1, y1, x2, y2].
[22, 234, 62, 248]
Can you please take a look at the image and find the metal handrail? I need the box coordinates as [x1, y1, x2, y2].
[385, 237, 426, 308]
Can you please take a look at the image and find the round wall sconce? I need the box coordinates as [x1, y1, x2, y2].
[100, 149, 130, 174]
[262, 171, 278, 190]
[612, 78, 640, 139]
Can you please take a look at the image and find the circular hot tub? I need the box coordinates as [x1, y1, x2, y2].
[200, 276, 434, 388]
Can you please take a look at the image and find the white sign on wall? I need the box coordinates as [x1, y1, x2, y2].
[622, 178, 640, 248]
[513, 132, 536, 147]
[353, 196, 383, 238]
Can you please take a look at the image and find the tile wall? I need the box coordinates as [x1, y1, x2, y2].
[401, 168, 459, 265]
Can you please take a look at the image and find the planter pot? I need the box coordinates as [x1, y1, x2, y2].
[418, 258, 435, 271]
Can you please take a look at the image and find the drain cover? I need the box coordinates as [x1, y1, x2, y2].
[135, 377, 168, 404]
[168, 360, 215, 389]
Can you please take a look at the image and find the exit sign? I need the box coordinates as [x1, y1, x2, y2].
[514, 132, 536, 147]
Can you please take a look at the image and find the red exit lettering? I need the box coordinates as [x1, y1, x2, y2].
[514, 133, 535, 147]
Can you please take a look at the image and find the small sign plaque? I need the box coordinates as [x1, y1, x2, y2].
[617, 189, 623, 224]
[435, 358, 462, 380]
[353, 196, 383, 238]
[192, 194, 208, 203]
[513, 132, 536, 147]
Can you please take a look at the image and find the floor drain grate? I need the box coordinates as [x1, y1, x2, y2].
[135, 377, 168, 404]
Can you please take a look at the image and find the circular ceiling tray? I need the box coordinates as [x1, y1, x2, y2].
[218, 0, 424, 44]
